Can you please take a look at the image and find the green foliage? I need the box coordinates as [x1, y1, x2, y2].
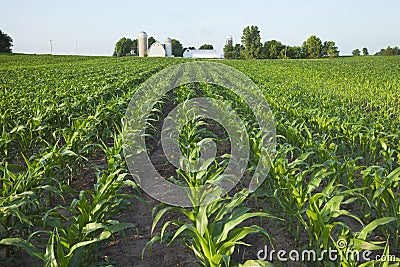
[263, 40, 285, 59]
[363, 47, 369, 56]
[148, 36, 156, 47]
[172, 38, 184, 57]
[199, 44, 214, 50]
[322, 41, 339, 58]
[223, 43, 243, 59]
[352, 49, 361, 56]
[375, 46, 399, 56]
[0, 30, 13, 53]
[241, 25, 263, 59]
[1, 54, 400, 266]
[302, 35, 323, 58]
[149, 189, 275, 267]
[113, 37, 135, 57]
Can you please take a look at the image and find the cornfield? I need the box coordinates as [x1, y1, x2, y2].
[0, 54, 399, 266]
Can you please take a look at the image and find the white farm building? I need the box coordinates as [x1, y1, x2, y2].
[148, 41, 166, 57]
[138, 31, 173, 57]
[183, 49, 221, 59]
[138, 30, 226, 59]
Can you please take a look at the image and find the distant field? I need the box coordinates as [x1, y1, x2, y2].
[1, 54, 399, 266]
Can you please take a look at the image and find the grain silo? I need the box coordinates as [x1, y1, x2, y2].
[138, 31, 148, 57]
[226, 35, 233, 46]
[165, 37, 172, 57]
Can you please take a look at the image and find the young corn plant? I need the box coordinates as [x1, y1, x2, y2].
[148, 188, 276, 267]
[332, 217, 399, 267]
[0, 167, 137, 266]
[361, 166, 400, 250]
[146, 118, 277, 266]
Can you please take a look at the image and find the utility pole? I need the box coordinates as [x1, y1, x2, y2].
[75, 40, 78, 55]
[50, 40, 53, 55]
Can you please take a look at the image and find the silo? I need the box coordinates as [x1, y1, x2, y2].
[226, 35, 233, 46]
[165, 37, 172, 57]
[138, 31, 148, 57]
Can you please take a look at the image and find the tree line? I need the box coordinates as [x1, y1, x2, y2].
[113, 36, 215, 57]
[2, 28, 398, 58]
[224, 25, 339, 59]
[352, 46, 400, 56]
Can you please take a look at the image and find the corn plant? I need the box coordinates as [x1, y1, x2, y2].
[148, 188, 276, 267]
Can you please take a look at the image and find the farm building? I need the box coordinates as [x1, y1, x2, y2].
[183, 49, 221, 59]
[138, 31, 173, 57]
[148, 41, 166, 57]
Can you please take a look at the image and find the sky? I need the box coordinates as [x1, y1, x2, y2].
[1, 0, 399, 56]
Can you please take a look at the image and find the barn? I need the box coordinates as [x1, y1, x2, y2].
[183, 49, 221, 59]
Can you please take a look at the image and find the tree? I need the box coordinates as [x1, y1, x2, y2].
[241, 25, 262, 59]
[223, 44, 233, 59]
[286, 46, 304, 59]
[0, 30, 13, 53]
[223, 43, 243, 59]
[199, 44, 214, 50]
[113, 37, 134, 57]
[375, 48, 386, 56]
[362, 47, 369, 56]
[302, 35, 323, 58]
[148, 37, 156, 48]
[322, 41, 339, 58]
[132, 39, 138, 54]
[352, 49, 361, 56]
[263, 40, 284, 59]
[383, 46, 393, 56]
[392, 46, 399, 56]
[171, 39, 184, 57]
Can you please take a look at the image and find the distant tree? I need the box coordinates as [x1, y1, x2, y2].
[302, 35, 323, 58]
[234, 44, 245, 59]
[392, 46, 399, 56]
[223, 43, 243, 59]
[223, 44, 233, 59]
[131, 39, 138, 55]
[114, 37, 134, 57]
[0, 30, 13, 53]
[148, 36, 156, 48]
[171, 39, 184, 57]
[241, 25, 262, 59]
[263, 40, 284, 59]
[384, 46, 394, 56]
[362, 47, 369, 56]
[286, 46, 304, 59]
[352, 49, 361, 56]
[322, 41, 339, 58]
[373, 46, 400, 56]
[199, 44, 214, 50]
[375, 48, 386, 56]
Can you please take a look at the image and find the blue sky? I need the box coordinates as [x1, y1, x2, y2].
[1, 0, 399, 56]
